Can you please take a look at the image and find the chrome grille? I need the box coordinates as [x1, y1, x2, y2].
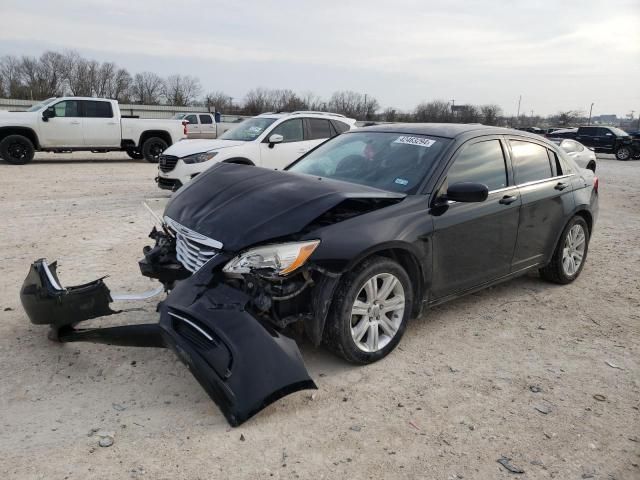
[159, 154, 179, 173]
[165, 217, 223, 273]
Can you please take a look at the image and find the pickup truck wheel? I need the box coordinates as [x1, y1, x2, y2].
[126, 148, 144, 160]
[142, 137, 168, 163]
[615, 146, 631, 161]
[0, 135, 35, 165]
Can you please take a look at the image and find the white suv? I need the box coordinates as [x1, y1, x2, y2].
[156, 111, 356, 190]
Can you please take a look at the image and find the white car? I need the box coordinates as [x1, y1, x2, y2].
[0, 97, 187, 164]
[156, 111, 356, 190]
[549, 138, 596, 172]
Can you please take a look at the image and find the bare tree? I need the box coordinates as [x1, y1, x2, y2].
[203, 90, 232, 111]
[164, 74, 201, 106]
[414, 100, 451, 122]
[0, 55, 25, 98]
[112, 68, 132, 102]
[327, 91, 378, 119]
[243, 88, 270, 114]
[480, 104, 502, 125]
[131, 72, 164, 104]
[550, 110, 583, 127]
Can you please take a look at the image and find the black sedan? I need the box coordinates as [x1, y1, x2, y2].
[21, 124, 599, 426]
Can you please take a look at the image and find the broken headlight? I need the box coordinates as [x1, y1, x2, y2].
[182, 151, 218, 164]
[223, 240, 320, 276]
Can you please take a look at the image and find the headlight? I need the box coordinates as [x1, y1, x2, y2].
[223, 240, 320, 276]
[182, 151, 218, 164]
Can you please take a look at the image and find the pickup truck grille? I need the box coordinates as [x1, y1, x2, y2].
[164, 217, 223, 273]
[159, 155, 179, 173]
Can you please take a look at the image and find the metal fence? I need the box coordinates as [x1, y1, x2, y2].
[0, 98, 248, 120]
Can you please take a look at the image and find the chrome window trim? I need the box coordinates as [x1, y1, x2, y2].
[515, 173, 574, 189]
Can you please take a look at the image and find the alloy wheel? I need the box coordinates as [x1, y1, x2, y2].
[350, 273, 405, 353]
[616, 147, 631, 160]
[562, 224, 586, 276]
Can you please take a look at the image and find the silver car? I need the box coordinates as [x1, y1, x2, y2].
[549, 138, 596, 172]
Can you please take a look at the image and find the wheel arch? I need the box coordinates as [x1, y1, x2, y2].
[340, 243, 426, 319]
[139, 130, 172, 147]
[0, 126, 40, 149]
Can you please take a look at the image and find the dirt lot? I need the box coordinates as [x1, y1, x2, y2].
[0, 152, 638, 480]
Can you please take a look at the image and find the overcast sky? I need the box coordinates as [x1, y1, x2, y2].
[1, 0, 638, 116]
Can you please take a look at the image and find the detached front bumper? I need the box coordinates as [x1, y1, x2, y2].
[20, 258, 316, 426]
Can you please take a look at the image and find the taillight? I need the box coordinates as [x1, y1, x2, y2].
[593, 176, 599, 193]
[182, 121, 188, 135]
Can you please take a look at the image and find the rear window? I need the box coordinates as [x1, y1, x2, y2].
[510, 140, 553, 184]
[83, 101, 113, 118]
[331, 120, 351, 134]
[307, 118, 332, 140]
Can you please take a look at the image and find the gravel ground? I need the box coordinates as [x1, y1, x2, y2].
[0, 152, 638, 479]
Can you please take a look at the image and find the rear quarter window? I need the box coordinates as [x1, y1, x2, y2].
[509, 140, 553, 184]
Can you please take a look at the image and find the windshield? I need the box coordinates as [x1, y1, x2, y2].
[172, 113, 187, 120]
[26, 98, 57, 112]
[220, 117, 277, 141]
[288, 131, 450, 194]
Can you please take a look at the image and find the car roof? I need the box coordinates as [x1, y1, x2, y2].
[256, 111, 356, 123]
[350, 122, 543, 140]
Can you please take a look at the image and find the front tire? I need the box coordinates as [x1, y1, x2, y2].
[0, 135, 35, 165]
[615, 146, 632, 161]
[539, 216, 590, 284]
[323, 256, 413, 364]
[141, 137, 168, 163]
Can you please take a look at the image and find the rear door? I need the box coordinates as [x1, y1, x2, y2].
[431, 137, 521, 299]
[509, 138, 575, 270]
[81, 100, 120, 147]
[184, 114, 200, 138]
[199, 114, 216, 138]
[39, 100, 84, 147]
[258, 118, 306, 169]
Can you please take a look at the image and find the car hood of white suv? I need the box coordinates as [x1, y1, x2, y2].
[164, 138, 249, 158]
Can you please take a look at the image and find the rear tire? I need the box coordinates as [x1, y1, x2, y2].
[126, 148, 144, 160]
[323, 256, 413, 364]
[141, 137, 168, 163]
[615, 146, 631, 161]
[539, 216, 590, 284]
[0, 135, 35, 165]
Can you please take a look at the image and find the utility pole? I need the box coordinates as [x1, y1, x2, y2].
[516, 95, 522, 119]
[363, 94, 367, 120]
[588, 102, 594, 125]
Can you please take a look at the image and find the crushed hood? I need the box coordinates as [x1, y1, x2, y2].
[163, 138, 248, 158]
[164, 163, 405, 251]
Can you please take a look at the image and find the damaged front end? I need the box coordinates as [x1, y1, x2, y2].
[20, 246, 318, 426]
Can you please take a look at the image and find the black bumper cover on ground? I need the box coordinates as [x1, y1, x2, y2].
[20, 259, 316, 426]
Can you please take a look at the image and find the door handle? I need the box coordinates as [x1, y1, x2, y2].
[297, 149, 308, 154]
[70, 121, 81, 125]
[499, 195, 518, 205]
[554, 182, 569, 191]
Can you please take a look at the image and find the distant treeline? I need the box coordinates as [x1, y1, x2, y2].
[0, 49, 597, 126]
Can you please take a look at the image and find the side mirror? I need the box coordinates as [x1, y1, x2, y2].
[268, 133, 284, 148]
[445, 182, 489, 203]
[42, 107, 55, 121]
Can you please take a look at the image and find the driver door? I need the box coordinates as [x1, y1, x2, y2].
[259, 119, 307, 169]
[39, 100, 84, 147]
[430, 137, 521, 299]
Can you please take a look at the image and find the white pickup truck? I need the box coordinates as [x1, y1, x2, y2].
[172, 112, 245, 139]
[0, 97, 187, 164]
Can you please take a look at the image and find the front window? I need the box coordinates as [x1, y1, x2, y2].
[287, 131, 450, 194]
[445, 139, 507, 191]
[220, 117, 277, 141]
[26, 98, 56, 112]
[53, 100, 80, 118]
